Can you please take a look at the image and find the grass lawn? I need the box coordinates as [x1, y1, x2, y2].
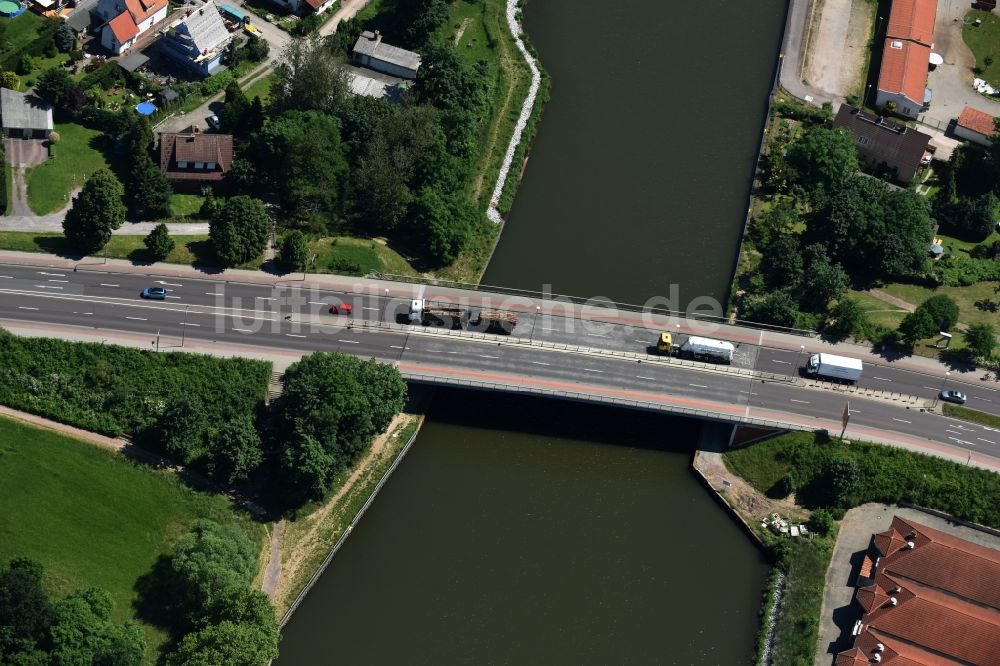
[847, 289, 908, 330]
[168, 193, 205, 218]
[20, 53, 72, 89]
[242, 72, 275, 102]
[944, 403, 1000, 428]
[0, 415, 264, 663]
[0, 12, 46, 60]
[26, 122, 110, 215]
[936, 228, 1000, 254]
[880, 281, 1000, 329]
[0, 231, 211, 265]
[964, 9, 1000, 88]
[309, 236, 419, 277]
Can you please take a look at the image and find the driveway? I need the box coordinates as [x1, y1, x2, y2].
[4, 139, 49, 167]
[815, 503, 1000, 665]
[803, 0, 874, 100]
[922, 0, 1000, 127]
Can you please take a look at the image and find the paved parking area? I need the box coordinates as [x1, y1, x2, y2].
[4, 138, 48, 167]
[816, 503, 1000, 664]
[803, 0, 873, 100]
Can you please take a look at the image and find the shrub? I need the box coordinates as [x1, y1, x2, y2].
[144, 223, 175, 261]
[807, 508, 835, 536]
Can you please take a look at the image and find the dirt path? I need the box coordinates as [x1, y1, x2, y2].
[802, 0, 873, 99]
[261, 519, 285, 600]
[694, 449, 805, 521]
[0, 404, 128, 452]
[866, 288, 917, 313]
[318, 0, 370, 36]
[272, 413, 407, 607]
[454, 17, 472, 44]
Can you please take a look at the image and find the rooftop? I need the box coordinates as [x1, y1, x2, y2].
[108, 10, 139, 43]
[956, 105, 997, 137]
[352, 30, 421, 72]
[0, 88, 53, 132]
[886, 0, 938, 47]
[878, 38, 930, 104]
[159, 129, 234, 181]
[170, 3, 232, 58]
[833, 105, 931, 166]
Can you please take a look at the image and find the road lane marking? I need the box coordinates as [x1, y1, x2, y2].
[770, 359, 791, 364]
[233, 328, 253, 333]
[17, 306, 38, 310]
[873, 376, 892, 382]
[479, 354, 499, 359]
[363, 307, 380, 311]
[586, 333, 608, 337]
[637, 376, 655, 380]
[978, 438, 997, 445]
[634, 340, 650, 344]
[47, 279, 68, 283]
[689, 383, 708, 388]
[948, 437, 975, 446]
[34, 285, 62, 289]
[285, 333, 306, 338]
[125, 316, 147, 321]
[165, 295, 180, 299]
[583, 368, 603, 373]
[309, 301, 327, 305]
[156, 281, 182, 286]
[100, 284, 120, 287]
[180, 322, 199, 326]
[205, 292, 222, 296]
[390, 345, 407, 350]
[924, 386, 938, 390]
[790, 399, 810, 404]
[337, 339, 359, 344]
[0, 275, 11, 278]
[946, 429, 962, 435]
[256, 297, 274, 300]
[541, 326, 557, 331]
[892, 418, 912, 424]
[37, 272, 65, 276]
[427, 349, 443, 353]
[532, 361, 551, 366]
[974, 397, 993, 403]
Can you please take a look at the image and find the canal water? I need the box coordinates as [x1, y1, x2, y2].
[482, 0, 787, 308]
[277, 392, 769, 663]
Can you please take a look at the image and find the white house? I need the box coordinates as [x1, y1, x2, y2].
[954, 106, 996, 147]
[352, 31, 420, 80]
[95, 0, 168, 55]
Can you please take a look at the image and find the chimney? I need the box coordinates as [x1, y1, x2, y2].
[374, 30, 382, 48]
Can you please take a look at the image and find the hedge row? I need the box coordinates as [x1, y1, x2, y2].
[0, 329, 271, 437]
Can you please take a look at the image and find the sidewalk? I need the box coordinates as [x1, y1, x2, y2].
[779, 0, 842, 108]
[0, 249, 987, 384]
[0, 215, 209, 234]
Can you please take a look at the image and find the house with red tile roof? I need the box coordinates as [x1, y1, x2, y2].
[95, 0, 168, 55]
[875, 0, 937, 118]
[271, 0, 335, 15]
[835, 516, 1000, 666]
[954, 105, 996, 147]
[158, 126, 234, 192]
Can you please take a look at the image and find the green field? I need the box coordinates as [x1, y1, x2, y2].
[0, 12, 47, 60]
[0, 231, 212, 265]
[168, 193, 206, 218]
[26, 122, 111, 215]
[0, 415, 264, 662]
[880, 281, 1000, 330]
[243, 72, 276, 102]
[310, 236, 419, 277]
[964, 9, 1000, 88]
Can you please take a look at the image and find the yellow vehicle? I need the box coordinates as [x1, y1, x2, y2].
[244, 23, 261, 36]
[656, 332, 672, 354]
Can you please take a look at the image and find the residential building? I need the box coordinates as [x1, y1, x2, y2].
[876, 0, 937, 118]
[271, 0, 335, 15]
[835, 515, 1000, 666]
[352, 31, 420, 80]
[160, 3, 233, 77]
[158, 127, 234, 191]
[954, 105, 996, 146]
[95, 0, 168, 55]
[0, 88, 53, 139]
[833, 106, 931, 183]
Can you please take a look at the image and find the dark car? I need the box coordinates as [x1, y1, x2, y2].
[939, 390, 967, 405]
[329, 303, 353, 316]
[141, 287, 167, 300]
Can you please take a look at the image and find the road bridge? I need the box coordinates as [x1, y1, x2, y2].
[0, 257, 998, 469]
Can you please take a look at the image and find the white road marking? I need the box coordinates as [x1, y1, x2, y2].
[0, 275, 11, 278]
[637, 376, 655, 380]
[532, 361, 551, 366]
[771, 359, 791, 364]
[337, 339, 359, 344]
[634, 340, 650, 344]
[974, 397, 993, 403]
[308, 301, 327, 305]
[541, 326, 557, 331]
[285, 333, 306, 338]
[390, 345, 406, 350]
[948, 437, 975, 447]
[180, 322, 200, 327]
[256, 297, 274, 300]
[790, 399, 810, 404]
[873, 376, 892, 382]
[17, 306, 38, 310]
[100, 284, 120, 287]
[37, 272, 65, 276]
[125, 316, 146, 321]
[165, 295, 180, 299]
[34, 285, 62, 289]
[156, 281, 182, 286]
[892, 418, 912, 424]
[689, 383, 708, 388]
[47, 279, 68, 283]
[205, 292, 222, 296]
[363, 307, 380, 311]
[924, 386, 939, 390]
[427, 349, 443, 353]
[978, 438, 997, 445]
[946, 429, 962, 435]
[584, 368, 603, 373]
[586, 333, 608, 337]
[232, 328, 253, 333]
[479, 354, 499, 359]
[447, 351, 459, 354]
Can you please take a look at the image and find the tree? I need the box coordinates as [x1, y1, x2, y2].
[398, 0, 449, 47]
[785, 126, 858, 192]
[820, 457, 859, 507]
[759, 234, 803, 289]
[270, 37, 350, 115]
[273, 353, 407, 505]
[34, 67, 72, 108]
[55, 22, 76, 52]
[920, 294, 960, 332]
[127, 154, 172, 219]
[964, 322, 997, 359]
[199, 187, 221, 219]
[0, 70, 19, 90]
[209, 196, 270, 266]
[800, 243, 849, 309]
[16, 54, 32, 75]
[148, 395, 208, 463]
[938, 192, 998, 241]
[898, 308, 937, 345]
[205, 416, 263, 485]
[144, 223, 175, 261]
[168, 520, 259, 619]
[243, 34, 269, 62]
[743, 290, 800, 328]
[165, 620, 278, 666]
[0, 558, 52, 654]
[278, 230, 309, 273]
[49, 587, 144, 666]
[220, 80, 249, 137]
[407, 187, 473, 265]
[62, 169, 126, 254]
[827, 298, 867, 337]
[807, 508, 835, 536]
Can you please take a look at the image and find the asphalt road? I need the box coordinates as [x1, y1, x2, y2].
[1, 264, 998, 467]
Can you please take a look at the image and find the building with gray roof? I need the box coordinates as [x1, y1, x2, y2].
[352, 31, 421, 80]
[160, 3, 233, 77]
[0, 88, 53, 139]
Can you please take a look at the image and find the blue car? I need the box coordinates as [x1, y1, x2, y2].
[140, 287, 167, 300]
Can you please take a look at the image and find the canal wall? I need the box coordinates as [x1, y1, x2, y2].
[279, 419, 423, 628]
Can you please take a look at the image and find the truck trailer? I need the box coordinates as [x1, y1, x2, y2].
[408, 299, 517, 333]
[678, 336, 735, 364]
[804, 353, 863, 383]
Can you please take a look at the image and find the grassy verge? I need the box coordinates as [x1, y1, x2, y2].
[277, 413, 421, 617]
[309, 236, 419, 277]
[0, 414, 264, 664]
[168, 193, 205, 218]
[243, 71, 276, 102]
[769, 537, 834, 665]
[26, 122, 111, 215]
[964, 9, 1000, 88]
[943, 403, 1000, 428]
[0, 231, 212, 265]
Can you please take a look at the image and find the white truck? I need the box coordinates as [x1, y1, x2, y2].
[804, 353, 863, 383]
[678, 336, 735, 364]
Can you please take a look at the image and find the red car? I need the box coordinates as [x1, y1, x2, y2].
[329, 303, 353, 315]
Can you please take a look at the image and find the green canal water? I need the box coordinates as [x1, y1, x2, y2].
[278, 0, 786, 661]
